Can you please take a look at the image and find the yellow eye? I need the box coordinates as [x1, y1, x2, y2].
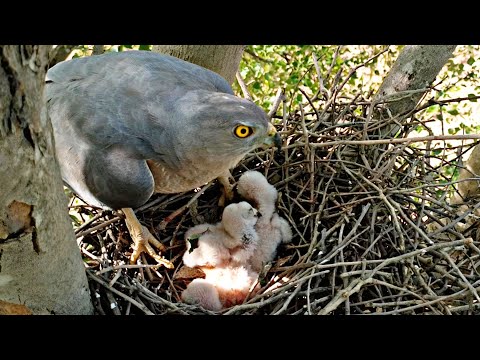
[234, 125, 253, 138]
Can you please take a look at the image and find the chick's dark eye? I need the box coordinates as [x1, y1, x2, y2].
[234, 125, 253, 138]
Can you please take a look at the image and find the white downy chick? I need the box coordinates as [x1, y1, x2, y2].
[222, 201, 260, 265]
[182, 201, 259, 268]
[181, 278, 222, 311]
[181, 265, 258, 311]
[182, 223, 230, 268]
[181, 201, 260, 311]
[237, 170, 293, 273]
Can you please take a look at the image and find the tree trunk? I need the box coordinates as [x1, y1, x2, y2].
[374, 45, 457, 126]
[0, 45, 93, 314]
[152, 45, 245, 85]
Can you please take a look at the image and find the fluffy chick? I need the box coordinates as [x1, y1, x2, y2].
[182, 201, 259, 268]
[181, 279, 222, 311]
[181, 201, 261, 311]
[181, 265, 258, 311]
[236, 170, 293, 273]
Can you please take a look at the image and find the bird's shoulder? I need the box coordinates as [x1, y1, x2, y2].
[46, 50, 233, 94]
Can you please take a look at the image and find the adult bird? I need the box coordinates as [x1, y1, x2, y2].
[45, 50, 281, 268]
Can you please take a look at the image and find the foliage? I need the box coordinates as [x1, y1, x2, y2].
[237, 46, 480, 136]
[236, 45, 400, 110]
[67, 45, 151, 59]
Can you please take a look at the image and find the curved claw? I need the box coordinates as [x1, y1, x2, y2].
[129, 225, 174, 268]
[122, 208, 174, 269]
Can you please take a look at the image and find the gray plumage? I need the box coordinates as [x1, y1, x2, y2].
[45, 51, 278, 210]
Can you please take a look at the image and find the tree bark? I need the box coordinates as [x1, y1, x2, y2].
[374, 45, 457, 125]
[0, 45, 93, 314]
[152, 45, 245, 85]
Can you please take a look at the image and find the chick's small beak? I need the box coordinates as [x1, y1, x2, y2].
[263, 123, 282, 151]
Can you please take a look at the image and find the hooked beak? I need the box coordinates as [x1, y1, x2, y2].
[262, 123, 282, 151]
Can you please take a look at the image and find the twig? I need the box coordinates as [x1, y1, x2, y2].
[310, 134, 480, 148]
[268, 88, 286, 119]
[235, 71, 253, 101]
[86, 271, 154, 315]
[96, 263, 164, 275]
[158, 183, 211, 230]
[76, 217, 121, 238]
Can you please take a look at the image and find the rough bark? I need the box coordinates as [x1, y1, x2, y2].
[374, 45, 457, 124]
[0, 45, 93, 314]
[152, 45, 245, 85]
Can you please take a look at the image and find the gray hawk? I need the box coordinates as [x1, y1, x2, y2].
[45, 50, 281, 267]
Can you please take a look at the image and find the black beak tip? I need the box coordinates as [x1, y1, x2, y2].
[274, 133, 282, 151]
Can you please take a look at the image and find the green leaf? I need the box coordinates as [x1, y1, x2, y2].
[69, 214, 81, 226]
[448, 109, 459, 116]
[139, 45, 151, 51]
[448, 127, 460, 135]
[467, 57, 475, 66]
[468, 93, 478, 102]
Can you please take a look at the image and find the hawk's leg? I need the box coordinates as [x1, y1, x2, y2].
[217, 171, 235, 207]
[121, 208, 174, 268]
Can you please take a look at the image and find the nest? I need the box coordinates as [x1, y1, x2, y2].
[74, 80, 480, 316]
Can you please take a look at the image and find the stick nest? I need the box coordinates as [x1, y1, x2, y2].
[74, 80, 480, 316]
